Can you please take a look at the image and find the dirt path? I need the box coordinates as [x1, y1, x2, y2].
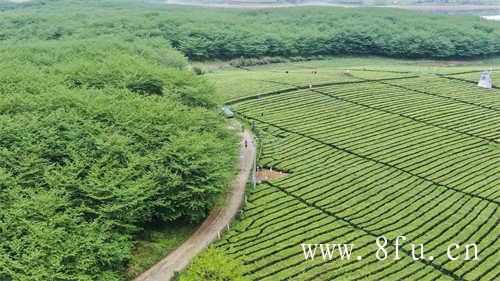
[134, 125, 255, 281]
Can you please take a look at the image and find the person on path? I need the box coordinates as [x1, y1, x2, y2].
[244, 140, 248, 148]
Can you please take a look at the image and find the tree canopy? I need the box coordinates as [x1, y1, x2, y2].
[0, 0, 499, 60]
[0, 37, 237, 280]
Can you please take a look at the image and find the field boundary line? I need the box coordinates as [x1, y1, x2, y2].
[440, 69, 500, 76]
[309, 87, 499, 143]
[438, 75, 499, 89]
[345, 73, 500, 111]
[256, 181, 467, 281]
[224, 76, 418, 105]
[236, 112, 499, 206]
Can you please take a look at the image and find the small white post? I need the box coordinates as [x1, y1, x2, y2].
[478, 70, 492, 89]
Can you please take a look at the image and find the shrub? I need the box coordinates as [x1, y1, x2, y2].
[192, 66, 205, 75]
[127, 74, 164, 96]
[179, 248, 249, 281]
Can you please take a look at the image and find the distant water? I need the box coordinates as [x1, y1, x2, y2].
[482, 15, 500, 21]
[428, 9, 500, 21]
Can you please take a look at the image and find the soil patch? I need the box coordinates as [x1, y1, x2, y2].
[257, 168, 288, 182]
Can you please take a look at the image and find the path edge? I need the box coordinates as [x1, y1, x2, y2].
[133, 122, 256, 281]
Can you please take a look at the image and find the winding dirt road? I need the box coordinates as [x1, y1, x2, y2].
[134, 125, 255, 281]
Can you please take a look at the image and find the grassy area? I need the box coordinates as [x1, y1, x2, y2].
[204, 56, 500, 101]
[126, 223, 197, 279]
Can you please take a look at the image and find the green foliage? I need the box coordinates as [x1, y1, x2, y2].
[0, 25, 237, 281]
[127, 75, 164, 96]
[126, 223, 196, 280]
[0, 1, 499, 61]
[221, 70, 499, 280]
[179, 248, 249, 281]
[0, 1, 497, 280]
[0, 37, 221, 107]
[0, 88, 236, 280]
[192, 66, 205, 75]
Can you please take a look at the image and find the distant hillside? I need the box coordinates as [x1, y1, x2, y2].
[1, 1, 499, 60]
[169, 0, 500, 6]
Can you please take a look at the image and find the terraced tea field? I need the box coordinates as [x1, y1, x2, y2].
[217, 70, 499, 281]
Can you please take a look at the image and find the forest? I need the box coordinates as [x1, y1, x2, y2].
[0, 0, 499, 61]
[0, 36, 237, 280]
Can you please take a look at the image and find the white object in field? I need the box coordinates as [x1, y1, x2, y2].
[478, 70, 492, 89]
[309, 83, 313, 89]
[482, 15, 500, 21]
[221, 106, 234, 118]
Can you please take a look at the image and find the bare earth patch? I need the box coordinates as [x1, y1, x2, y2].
[257, 168, 289, 182]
